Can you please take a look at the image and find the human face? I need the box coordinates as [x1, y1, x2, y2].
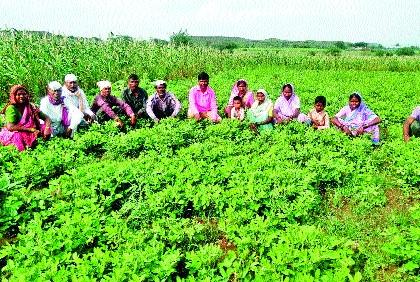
[315, 102, 325, 113]
[100, 87, 111, 97]
[233, 100, 242, 110]
[198, 79, 209, 92]
[65, 80, 78, 92]
[237, 83, 246, 95]
[256, 92, 265, 103]
[282, 86, 293, 100]
[349, 97, 360, 110]
[156, 84, 166, 96]
[15, 89, 29, 104]
[128, 79, 139, 91]
[49, 88, 62, 100]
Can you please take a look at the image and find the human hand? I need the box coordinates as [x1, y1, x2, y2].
[130, 115, 137, 126]
[194, 114, 201, 121]
[404, 134, 410, 142]
[115, 117, 124, 128]
[342, 126, 352, 135]
[356, 127, 364, 136]
[43, 127, 51, 140]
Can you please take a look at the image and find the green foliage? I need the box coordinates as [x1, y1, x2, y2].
[0, 31, 420, 281]
[395, 47, 416, 56]
[326, 47, 342, 56]
[170, 29, 192, 46]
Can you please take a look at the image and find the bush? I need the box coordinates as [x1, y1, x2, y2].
[395, 47, 415, 56]
[170, 30, 192, 46]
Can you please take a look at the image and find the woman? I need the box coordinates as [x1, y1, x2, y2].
[0, 85, 51, 151]
[40, 81, 84, 138]
[273, 83, 308, 124]
[331, 92, 381, 144]
[247, 89, 273, 133]
[225, 79, 254, 117]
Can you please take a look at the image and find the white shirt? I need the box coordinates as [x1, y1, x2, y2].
[62, 85, 95, 117]
[40, 96, 83, 136]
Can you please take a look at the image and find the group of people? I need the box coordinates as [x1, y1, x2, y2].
[0, 71, 418, 151]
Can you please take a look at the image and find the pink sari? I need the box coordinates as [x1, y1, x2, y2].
[0, 105, 40, 151]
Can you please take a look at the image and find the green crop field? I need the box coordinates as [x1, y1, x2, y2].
[0, 31, 419, 281]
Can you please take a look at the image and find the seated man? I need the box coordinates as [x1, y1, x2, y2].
[146, 80, 181, 122]
[121, 74, 148, 118]
[40, 81, 83, 138]
[187, 72, 221, 123]
[61, 73, 96, 124]
[403, 106, 420, 142]
[91, 80, 136, 127]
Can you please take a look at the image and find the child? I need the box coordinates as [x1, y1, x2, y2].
[230, 96, 245, 121]
[308, 96, 330, 129]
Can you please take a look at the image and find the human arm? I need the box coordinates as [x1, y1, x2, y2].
[403, 116, 415, 141]
[188, 87, 200, 120]
[331, 116, 352, 135]
[146, 96, 159, 122]
[209, 88, 219, 116]
[4, 106, 35, 132]
[79, 90, 95, 119]
[170, 94, 181, 117]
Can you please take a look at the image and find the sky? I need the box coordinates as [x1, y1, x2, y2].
[0, 0, 419, 47]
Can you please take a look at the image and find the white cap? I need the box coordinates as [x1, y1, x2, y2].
[256, 88, 267, 96]
[97, 80, 111, 90]
[154, 80, 166, 86]
[48, 81, 62, 91]
[64, 73, 77, 82]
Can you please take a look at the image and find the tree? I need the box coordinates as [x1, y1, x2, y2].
[170, 29, 192, 46]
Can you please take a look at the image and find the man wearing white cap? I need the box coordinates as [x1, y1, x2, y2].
[39, 81, 84, 138]
[62, 74, 95, 124]
[146, 80, 181, 122]
[91, 80, 136, 127]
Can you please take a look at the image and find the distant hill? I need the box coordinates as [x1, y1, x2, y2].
[190, 35, 384, 49]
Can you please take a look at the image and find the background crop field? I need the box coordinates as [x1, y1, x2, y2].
[1, 31, 419, 281]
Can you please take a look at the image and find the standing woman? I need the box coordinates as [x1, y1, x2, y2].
[224, 79, 254, 117]
[247, 89, 273, 133]
[331, 92, 381, 144]
[0, 85, 51, 151]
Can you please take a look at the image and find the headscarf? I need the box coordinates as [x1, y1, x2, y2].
[230, 79, 254, 108]
[48, 81, 64, 105]
[250, 89, 272, 115]
[232, 79, 248, 94]
[63, 75, 86, 113]
[1, 85, 30, 114]
[64, 73, 77, 82]
[154, 80, 167, 87]
[9, 85, 29, 105]
[47, 81, 69, 127]
[97, 80, 111, 91]
[282, 83, 296, 99]
[344, 92, 376, 125]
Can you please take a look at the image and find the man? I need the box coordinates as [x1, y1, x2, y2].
[187, 72, 221, 122]
[403, 106, 420, 142]
[40, 81, 83, 138]
[146, 80, 181, 122]
[121, 74, 148, 118]
[61, 73, 95, 124]
[91, 80, 136, 127]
